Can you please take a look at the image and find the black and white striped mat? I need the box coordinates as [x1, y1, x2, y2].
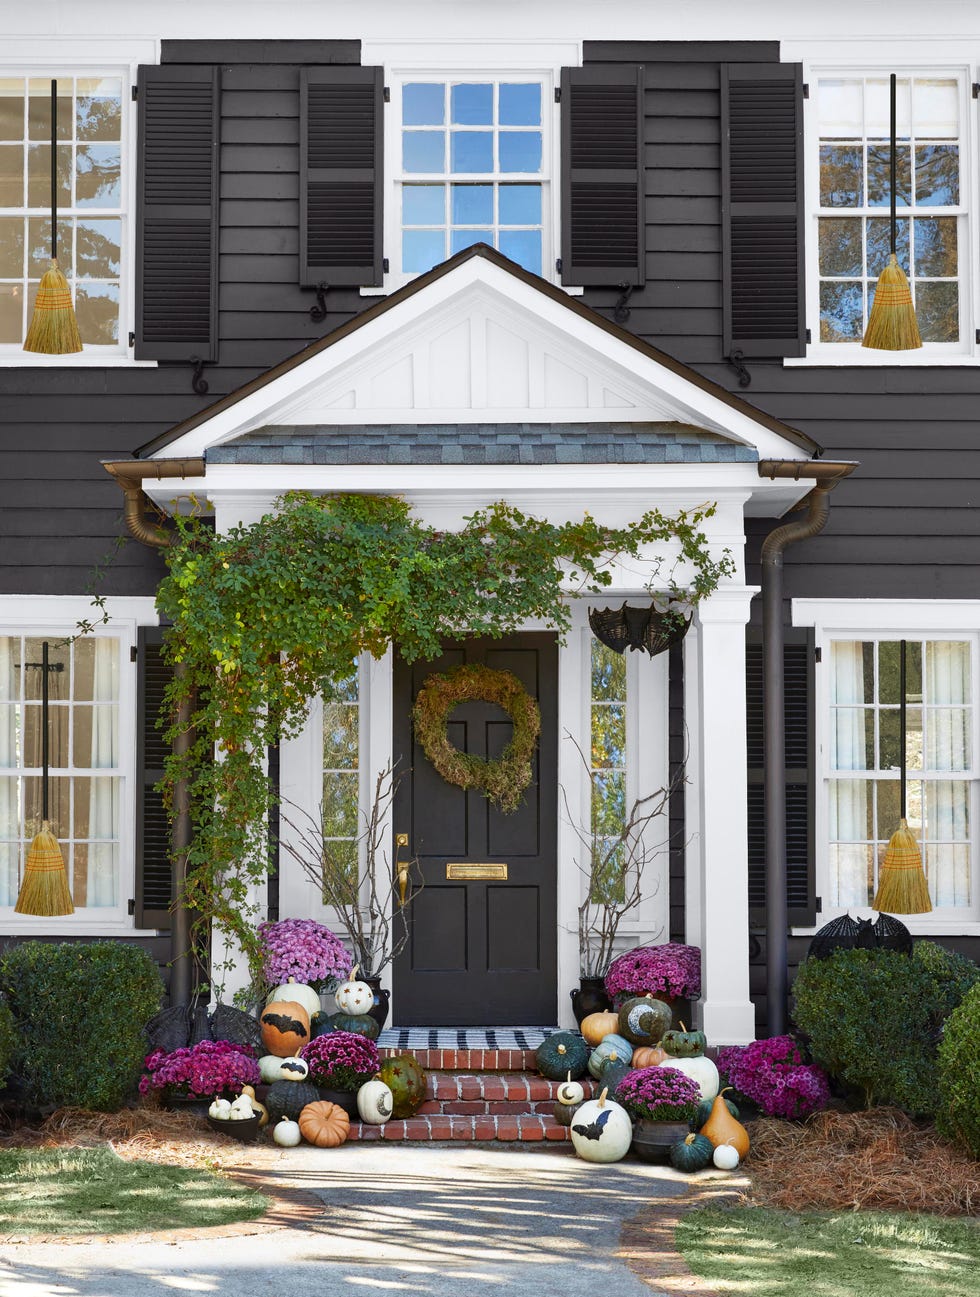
[377, 1027, 560, 1050]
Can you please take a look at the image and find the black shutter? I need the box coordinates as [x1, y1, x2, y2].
[721, 62, 805, 357]
[560, 64, 644, 287]
[300, 66, 384, 287]
[135, 626, 174, 931]
[135, 64, 220, 360]
[746, 627, 816, 927]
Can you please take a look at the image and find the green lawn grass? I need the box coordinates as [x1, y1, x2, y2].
[675, 1206, 980, 1297]
[0, 1147, 268, 1236]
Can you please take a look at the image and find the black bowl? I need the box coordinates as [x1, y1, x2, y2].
[205, 1111, 263, 1142]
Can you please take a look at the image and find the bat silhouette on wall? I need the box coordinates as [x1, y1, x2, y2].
[572, 1108, 612, 1141]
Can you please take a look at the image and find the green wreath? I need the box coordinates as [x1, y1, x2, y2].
[412, 665, 541, 813]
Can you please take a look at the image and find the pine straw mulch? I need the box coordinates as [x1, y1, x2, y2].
[0, 1103, 282, 1171]
[741, 1106, 980, 1216]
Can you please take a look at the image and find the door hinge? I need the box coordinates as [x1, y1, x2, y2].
[383, 85, 390, 103]
[131, 84, 138, 101]
[128, 898, 136, 916]
[130, 644, 138, 663]
[815, 896, 822, 913]
[814, 645, 822, 664]
[554, 87, 561, 103]
[803, 82, 810, 99]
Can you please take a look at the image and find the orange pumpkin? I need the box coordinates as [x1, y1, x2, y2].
[632, 1044, 669, 1068]
[260, 999, 311, 1057]
[298, 1100, 350, 1148]
[581, 1011, 620, 1046]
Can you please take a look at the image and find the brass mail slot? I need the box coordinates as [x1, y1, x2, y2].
[446, 862, 508, 880]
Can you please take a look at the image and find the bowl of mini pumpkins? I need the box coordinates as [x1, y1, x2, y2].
[206, 1092, 264, 1142]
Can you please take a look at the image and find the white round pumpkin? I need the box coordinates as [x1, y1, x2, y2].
[335, 965, 374, 1015]
[356, 1077, 394, 1125]
[569, 1088, 633, 1164]
[557, 1079, 586, 1107]
[273, 1118, 302, 1147]
[259, 1054, 286, 1084]
[659, 1055, 720, 1102]
[265, 979, 321, 1021]
[712, 1141, 740, 1170]
[278, 1057, 310, 1082]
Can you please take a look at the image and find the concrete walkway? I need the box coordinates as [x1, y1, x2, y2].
[0, 1144, 710, 1297]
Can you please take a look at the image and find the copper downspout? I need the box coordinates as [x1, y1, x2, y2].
[757, 459, 858, 1034]
[103, 458, 205, 1011]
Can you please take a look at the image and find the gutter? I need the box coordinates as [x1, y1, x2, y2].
[103, 457, 206, 1011]
[757, 459, 859, 1035]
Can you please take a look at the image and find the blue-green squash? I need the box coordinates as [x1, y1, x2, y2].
[600, 1060, 631, 1095]
[535, 1031, 588, 1081]
[669, 1132, 714, 1172]
[588, 1034, 633, 1079]
[617, 995, 672, 1046]
[327, 1011, 381, 1041]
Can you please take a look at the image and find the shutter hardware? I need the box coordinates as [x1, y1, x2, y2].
[128, 331, 135, 349]
[128, 898, 136, 915]
[190, 356, 209, 396]
[554, 87, 561, 103]
[309, 281, 329, 322]
[802, 83, 809, 99]
[130, 645, 138, 663]
[814, 646, 822, 664]
[973, 84, 980, 99]
[131, 84, 138, 101]
[613, 282, 635, 323]
[727, 349, 752, 388]
[384, 86, 390, 103]
[815, 896, 822, 913]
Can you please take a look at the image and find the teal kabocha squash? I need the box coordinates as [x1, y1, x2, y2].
[327, 1011, 381, 1041]
[669, 1132, 714, 1173]
[693, 1095, 738, 1131]
[617, 995, 673, 1047]
[661, 1022, 707, 1058]
[552, 1099, 582, 1127]
[266, 1079, 321, 1122]
[588, 1034, 633, 1079]
[600, 1060, 630, 1095]
[535, 1032, 588, 1081]
[310, 1011, 334, 1040]
[378, 1054, 427, 1119]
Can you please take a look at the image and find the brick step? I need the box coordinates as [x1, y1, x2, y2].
[352, 1114, 573, 1143]
[425, 1072, 597, 1102]
[378, 1047, 539, 1072]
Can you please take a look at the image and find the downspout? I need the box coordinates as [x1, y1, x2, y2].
[103, 459, 205, 1010]
[757, 459, 858, 1036]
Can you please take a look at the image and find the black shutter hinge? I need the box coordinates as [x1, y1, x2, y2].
[130, 645, 138, 663]
[555, 257, 562, 274]
[131, 84, 138, 101]
[802, 82, 809, 99]
[554, 87, 561, 103]
[190, 356, 208, 396]
[814, 645, 822, 664]
[973, 83, 980, 99]
[128, 330, 135, 348]
[383, 257, 389, 273]
[727, 349, 751, 388]
[383, 85, 390, 103]
[815, 896, 822, 913]
[975, 328, 980, 345]
[309, 282, 329, 322]
[128, 898, 136, 916]
[805, 327, 812, 344]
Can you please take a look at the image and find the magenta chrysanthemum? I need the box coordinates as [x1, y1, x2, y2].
[139, 1039, 260, 1099]
[257, 917, 352, 991]
[615, 1065, 701, 1122]
[300, 1030, 380, 1091]
[716, 1035, 831, 1119]
[605, 943, 702, 1001]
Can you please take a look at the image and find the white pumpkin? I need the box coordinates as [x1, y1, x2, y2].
[265, 979, 321, 1021]
[357, 1077, 394, 1125]
[208, 1098, 229, 1120]
[557, 1079, 586, 1107]
[712, 1141, 741, 1170]
[273, 1118, 302, 1147]
[659, 1055, 720, 1102]
[569, 1087, 633, 1164]
[278, 1057, 310, 1082]
[259, 1054, 286, 1084]
[335, 965, 374, 1015]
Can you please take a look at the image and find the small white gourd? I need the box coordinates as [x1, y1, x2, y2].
[208, 1099, 225, 1120]
[712, 1141, 741, 1170]
[557, 1071, 585, 1107]
[278, 1057, 310, 1082]
[273, 1118, 302, 1147]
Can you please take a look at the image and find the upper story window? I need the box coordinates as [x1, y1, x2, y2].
[0, 74, 127, 356]
[393, 75, 550, 281]
[811, 72, 966, 353]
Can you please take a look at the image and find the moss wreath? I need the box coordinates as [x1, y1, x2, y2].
[412, 665, 541, 813]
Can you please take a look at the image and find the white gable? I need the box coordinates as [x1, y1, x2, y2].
[155, 255, 809, 463]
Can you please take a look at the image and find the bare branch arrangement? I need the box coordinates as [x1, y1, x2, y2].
[279, 762, 421, 978]
[562, 735, 687, 979]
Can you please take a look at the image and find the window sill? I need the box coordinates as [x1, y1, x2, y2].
[792, 918, 980, 938]
[784, 350, 976, 368]
[0, 355, 158, 368]
[0, 918, 164, 937]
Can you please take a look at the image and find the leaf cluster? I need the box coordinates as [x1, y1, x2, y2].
[936, 981, 980, 1156]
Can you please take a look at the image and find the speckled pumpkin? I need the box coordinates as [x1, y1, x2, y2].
[260, 1000, 311, 1057]
[617, 996, 673, 1046]
[326, 1010, 381, 1041]
[377, 1054, 427, 1119]
[535, 1031, 589, 1081]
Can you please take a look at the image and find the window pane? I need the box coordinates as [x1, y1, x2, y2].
[820, 144, 863, 206]
[27, 142, 71, 209]
[915, 144, 959, 206]
[451, 184, 493, 225]
[28, 217, 67, 276]
[591, 769, 625, 836]
[451, 130, 493, 173]
[323, 702, 358, 768]
[915, 280, 958, 343]
[74, 638, 119, 701]
[323, 771, 359, 838]
[76, 218, 121, 277]
[0, 79, 23, 140]
[403, 83, 444, 126]
[914, 217, 957, 278]
[499, 131, 542, 173]
[499, 228, 541, 274]
[0, 145, 23, 206]
[927, 843, 970, 907]
[866, 216, 909, 276]
[914, 78, 959, 139]
[927, 709, 971, 772]
[925, 780, 969, 841]
[0, 285, 21, 343]
[866, 77, 912, 138]
[879, 639, 921, 706]
[592, 642, 626, 701]
[831, 708, 874, 769]
[450, 83, 492, 126]
[867, 142, 911, 207]
[830, 843, 873, 907]
[25, 638, 69, 698]
[27, 78, 72, 141]
[76, 144, 121, 207]
[402, 185, 445, 225]
[926, 641, 971, 704]
[499, 83, 540, 126]
[499, 184, 541, 225]
[402, 131, 445, 173]
[75, 282, 119, 345]
[592, 704, 625, 769]
[321, 839, 358, 906]
[403, 228, 444, 273]
[829, 779, 873, 841]
[76, 79, 121, 141]
[820, 280, 863, 341]
[819, 78, 863, 137]
[818, 216, 862, 276]
[450, 228, 491, 254]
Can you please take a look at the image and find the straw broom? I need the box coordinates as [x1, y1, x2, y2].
[22, 79, 82, 356]
[862, 75, 922, 353]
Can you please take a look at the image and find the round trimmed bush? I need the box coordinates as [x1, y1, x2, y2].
[911, 940, 980, 1020]
[0, 1000, 17, 1089]
[936, 981, 980, 1157]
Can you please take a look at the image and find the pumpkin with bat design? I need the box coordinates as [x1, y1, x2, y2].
[260, 999, 311, 1057]
[569, 1086, 633, 1164]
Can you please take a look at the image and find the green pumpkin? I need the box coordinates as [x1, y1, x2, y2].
[327, 1011, 381, 1041]
[378, 1054, 427, 1119]
[693, 1096, 739, 1130]
[265, 1079, 321, 1122]
[310, 1011, 334, 1040]
[535, 1032, 588, 1081]
[669, 1132, 714, 1173]
[588, 1034, 634, 1079]
[600, 1060, 631, 1095]
[662, 1022, 707, 1058]
[617, 995, 672, 1046]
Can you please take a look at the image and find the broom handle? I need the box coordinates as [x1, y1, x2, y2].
[50, 79, 58, 262]
[890, 73, 897, 257]
[899, 637, 907, 819]
[41, 640, 49, 821]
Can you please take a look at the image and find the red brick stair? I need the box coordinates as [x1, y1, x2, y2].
[351, 1046, 596, 1143]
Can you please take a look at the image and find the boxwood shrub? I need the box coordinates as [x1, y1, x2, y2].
[0, 1000, 17, 1089]
[911, 940, 980, 1020]
[936, 982, 980, 1157]
[0, 941, 164, 1111]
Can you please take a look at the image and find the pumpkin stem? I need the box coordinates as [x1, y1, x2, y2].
[566, 1070, 572, 1083]
[679, 1021, 687, 1032]
[598, 1087, 608, 1108]
[685, 1133, 697, 1145]
[350, 964, 360, 981]
[557, 1043, 567, 1055]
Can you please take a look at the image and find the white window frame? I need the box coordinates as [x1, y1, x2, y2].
[0, 594, 160, 935]
[0, 36, 157, 368]
[360, 38, 580, 296]
[793, 598, 980, 935]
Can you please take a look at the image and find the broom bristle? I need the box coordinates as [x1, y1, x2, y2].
[873, 818, 933, 915]
[14, 822, 74, 916]
[862, 254, 923, 351]
[23, 259, 83, 356]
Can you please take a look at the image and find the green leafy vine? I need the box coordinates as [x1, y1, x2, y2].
[155, 492, 734, 984]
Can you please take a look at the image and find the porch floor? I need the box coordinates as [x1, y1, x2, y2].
[377, 1026, 559, 1050]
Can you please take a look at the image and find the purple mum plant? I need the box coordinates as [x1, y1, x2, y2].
[257, 917, 352, 992]
[616, 1065, 702, 1123]
[300, 1030, 380, 1091]
[605, 943, 702, 1002]
[139, 1039, 260, 1099]
[715, 1035, 831, 1120]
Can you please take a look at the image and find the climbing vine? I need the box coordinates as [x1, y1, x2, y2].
[155, 491, 734, 982]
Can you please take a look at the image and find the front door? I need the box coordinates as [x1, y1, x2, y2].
[392, 633, 558, 1025]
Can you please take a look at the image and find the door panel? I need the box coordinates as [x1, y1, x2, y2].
[392, 633, 558, 1025]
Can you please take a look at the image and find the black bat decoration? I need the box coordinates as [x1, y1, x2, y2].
[261, 1012, 309, 1038]
[572, 1108, 612, 1141]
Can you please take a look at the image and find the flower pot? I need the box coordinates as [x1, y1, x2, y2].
[161, 1093, 213, 1119]
[570, 977, 612, 1026]
[206, 1112, 262, 1143]
[316, 1086, 360, 1118]
[364, 978, 390, 1032]
[630, 1118, 692, 1163]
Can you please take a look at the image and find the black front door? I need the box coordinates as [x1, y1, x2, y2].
[392, 634, 558, 1025]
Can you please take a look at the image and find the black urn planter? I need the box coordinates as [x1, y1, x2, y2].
[630, 1118, 692, 1163]
[570, 976, 612, 1026]
[364, 978, 391, 1032]
[317, 1086, 360, 1118]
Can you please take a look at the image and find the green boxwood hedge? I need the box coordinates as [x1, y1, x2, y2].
[0, 941, 163, 1111]
[0, 1000, 17, 1089]
[936, 982, 980, 1157]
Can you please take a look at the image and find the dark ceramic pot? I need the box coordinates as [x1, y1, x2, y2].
[205, 1111, 262, 1143]
[364, 978, 391, 1032]
[630, 1118, 692, 1163]
[316, 1086, 360, 1118]
[570, 976, 612, 1026]
[162, 1092, 213, 1119]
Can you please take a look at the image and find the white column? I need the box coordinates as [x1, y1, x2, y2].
[688, 586, 759, 1046]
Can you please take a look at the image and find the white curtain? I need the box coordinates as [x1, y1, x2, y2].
[925, 642, 971, 907]
[0, 638, 17, 906]
[86, 638, 119, 907]
[829, 640, 871, 907]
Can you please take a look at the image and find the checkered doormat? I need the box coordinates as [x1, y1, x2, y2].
[377, 1027, 560, 1050]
